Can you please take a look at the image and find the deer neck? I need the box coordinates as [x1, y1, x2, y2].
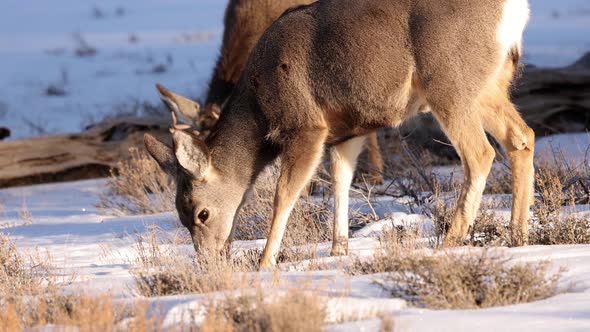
[205, 96, 276, 189]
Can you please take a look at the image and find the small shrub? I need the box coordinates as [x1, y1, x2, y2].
[202, 288, 326, 332]
[420, 181, 460, 247]
[379, 249, 559, 309]
[530, 168, 590, 245]
[0, 234, 56, 299]
[0, 234, 163, 331]
[0, 292, 164, 331]
[530, 214, 590, 245]
[468, 203, 511, 247]
[349, 224, 424, 275]
[99, 147, 175, 215]
[350, 228, 560, 310]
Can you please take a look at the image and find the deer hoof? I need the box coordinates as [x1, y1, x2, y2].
[330, 245, 348, 257]
[442, 235, 463, 248]
[259, 256, 276, 269]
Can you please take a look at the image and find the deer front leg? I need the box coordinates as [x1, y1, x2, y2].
[260, 128, 328, 268]
[330, 136, 366, 256]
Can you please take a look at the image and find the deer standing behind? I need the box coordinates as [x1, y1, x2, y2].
[168, 0, 385, 182]
[146, 0, 534, 267]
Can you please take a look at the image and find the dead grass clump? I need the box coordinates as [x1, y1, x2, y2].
[468, 209, 511, 247]
[349, 227, 560, 309]
[349, 224, 424, 275]
[377, 249, 559, 309]
[535, 144, 590, 205]
[0, 234, 163, 331]
[352, 246, 559, 309]
[0, 293, 157, 332]
[202, 288, 326, 332]
[379, 314, 395, 332]
[382, 139, 458, 208]
[530, 168, 590, 245]
[1, 292, 166, 331]
[132, 229, 256, 297]
[530, 214, 590, 245]
[419, 180, 460, 247]
[99, 147, 175, 215]
[0, 234, 56, 299]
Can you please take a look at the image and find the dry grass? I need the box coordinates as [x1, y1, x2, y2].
[381, 139, 458, 210]
[0, 234, 165, 331]
[131, 228, 258, 297]
[201, 287, 327, 332]
[18, 197, 34, 225]
[418, 180, 461, 247]
[468, 208, 511, 247]
[0, 233, 56, 300]
[99, 147, 175, 215]
[349, 228, 560, 310]
[377, 249, 559, 309]
[379, 314, 395, 332]
[0, 293, 164, 332]
[530, 167, 590, 245]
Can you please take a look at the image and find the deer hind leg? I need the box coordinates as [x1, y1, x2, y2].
[366, 132, 384, 184]
[433, 109, 496, 246]
[482, 99, 535, 246]
[330, 136, 366, 256]
[260, 128, 328, 268]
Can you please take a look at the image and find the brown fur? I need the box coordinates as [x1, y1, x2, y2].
[200, 0, 384, 181]
[202, 0, 316, 129]
[145, 0, 534, 265]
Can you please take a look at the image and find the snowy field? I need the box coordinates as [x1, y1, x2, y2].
[1, 0, 590, 330]
[0, 0, 589, 139]
[1, 175, 590, 330]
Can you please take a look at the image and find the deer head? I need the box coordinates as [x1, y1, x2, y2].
[145, 84, 247, 255]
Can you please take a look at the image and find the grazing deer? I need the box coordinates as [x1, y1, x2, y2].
[145, 0, 534, 267]
[173, 0, 385, 182]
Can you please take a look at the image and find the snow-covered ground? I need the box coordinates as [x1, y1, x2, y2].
[0, 0, 589, 139]
[1, 0, 590, 330]
[1, 178, 590, 331]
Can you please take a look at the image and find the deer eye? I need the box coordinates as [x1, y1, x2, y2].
[197, 209, 210, 223]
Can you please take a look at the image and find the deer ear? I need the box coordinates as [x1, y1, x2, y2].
[144, 133, 178, 176]
[156, 83, 201, 125]
[172, 130, 210, 179]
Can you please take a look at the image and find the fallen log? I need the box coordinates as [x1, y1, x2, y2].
[514, 53, 590, 135]
[0, 117, 169, 188]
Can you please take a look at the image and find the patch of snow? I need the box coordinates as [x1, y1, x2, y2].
[2, 179, 590, 330]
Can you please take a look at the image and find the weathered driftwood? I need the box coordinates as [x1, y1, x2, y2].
[514, 53, 590, 135]
[0, 117, 169, 188]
